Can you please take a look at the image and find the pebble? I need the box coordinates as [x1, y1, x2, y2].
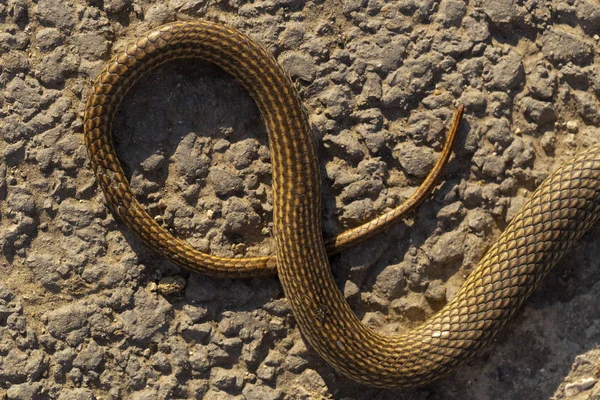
[210, 367, 244, 391]
[424, 280, 447, 308]
[565, 377, 596, 397]
[373, 264, 406, 300]
[35, 27, 64, 52]
[484, 117, 513, 148]
[573, 90, 600, 125]
[521, 97, 556, 125]
[119, 288, 173, 342]
[34, 0, 76, 29]
[104, 0, 132, 13]
[436, 0, 466, 27]
[157, 276, 186, 296]
[72, 340, 104, 371]
[565, 120, 579, 133]
[541, 28, 594, 66]
[427, 230, 466, 266]
[6, 383, 42, 400]
[393, 141, 437, 178]
[466, 209, 494, 236]
[242, 383, 283, 400]
[480, 0, 526, 29]
[280, 52, 316, 82]
[488, 51, 525, 91]
[36, 46, 80, 85]
[208, 168, 244, 198]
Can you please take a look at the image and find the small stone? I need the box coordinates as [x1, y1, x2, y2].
[565, 120, 579, 133]
[35, 27, 64, 52]
[119, 288, 173, 342]
[464, 15, 490, 42]
[437, 202, 466, 227]
[210, 367, 244, 391]
[150, 352, 171, 374]
[436, 0, 467, 27]
[36, 46, 80, 85]
[34, 0, 76, 29]
[139, 154, 165, 174]
[144, 3, 173, 24]
[424, 280, 447, 309]
[358, 72, 382, 106]
[428, 230, 466, 265]
[565, 377, 596, 397]
[573, 91, 600, 125]
[189, 345, 210, 373]
[73, 33, 110, 60]
[392, 294, 428, 321]
[575, 0, 600, 34]
[480, 0, 525, 28]
[224, 139, 260, 170]
[521, 97, 556, 125]
[343, 280, 360, 303]
[157, 276, 186, 296]
[542, 28, 594, 66]
[291, 369, 328, 398]
[484, 118, 513, 148]
[394, 141, 437, 178]
[182, 322, 212, 343]
[482, 153, 506, 179]
[7, 382, 42, 400]
[280, 52, 316, 82]
[528, 63, 556, 100]
[72, 340, 104, 372]
[242, 383, 283, 400]
[323, 130, 364, 164]
[44, 303, 91, 346]
[467, 209, 494, 236]
[57, 388, 94, 400]
[104, 0, 132, 13]
[373, 264, 406, 300]
[183, 304, 209, 323]
[318, 86, 351, 120]
[256, 363, 276, 382]
[541, 132, 556, 154]
[279, 23, 305, 49]
[208, 168, 244, 198]
[458, 87, 487, 114]
[25, 252, 64, 290]
[221, 197, 261, 234]
[505, 196, 526, 224]
[488, 51, 525, 91]
[460, 182, 484, 207]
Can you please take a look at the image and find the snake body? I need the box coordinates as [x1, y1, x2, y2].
[84, 20, 600, 388]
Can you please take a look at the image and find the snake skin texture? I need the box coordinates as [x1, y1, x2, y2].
[83, 20, 600, 387]
[83, 20, 462, 278]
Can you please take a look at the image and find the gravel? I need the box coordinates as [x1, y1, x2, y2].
[1, 0, 600, 399]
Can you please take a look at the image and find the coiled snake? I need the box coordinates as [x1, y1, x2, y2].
[83, 20, 600, 388]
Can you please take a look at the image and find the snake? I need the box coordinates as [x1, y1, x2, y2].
[83, 20, 600, 388]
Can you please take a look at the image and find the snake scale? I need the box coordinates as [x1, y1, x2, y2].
[83, 20, 600, 388]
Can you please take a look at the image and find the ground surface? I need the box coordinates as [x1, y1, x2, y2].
[2, 0, 600, 399]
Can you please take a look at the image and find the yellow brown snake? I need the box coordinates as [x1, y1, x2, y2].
[83, 20, 600, 387]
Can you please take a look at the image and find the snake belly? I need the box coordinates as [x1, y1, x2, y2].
[83, 20, 600, 388]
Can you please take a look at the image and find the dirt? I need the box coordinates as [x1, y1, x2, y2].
[1, 0, 600, 399]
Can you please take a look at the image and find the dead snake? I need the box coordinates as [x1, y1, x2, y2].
[83, 20, 600, 388]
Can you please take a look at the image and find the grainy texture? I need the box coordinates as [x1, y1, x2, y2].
[82, 19, 600, 389]
[2, 0, 600, 399]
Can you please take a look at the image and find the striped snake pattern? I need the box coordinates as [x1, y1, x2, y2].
[83, 20, 600, 387]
